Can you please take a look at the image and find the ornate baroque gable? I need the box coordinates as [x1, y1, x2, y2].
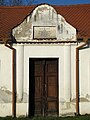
[12, 4, 76, 42]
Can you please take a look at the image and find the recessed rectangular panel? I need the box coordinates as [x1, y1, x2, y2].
[33, 26, 56, 39]
[48, 85, 57, 97]
[47, 101, 57, 115]
[35, 76, 42, 97]
[46, 60, 57, 74]
[48, 101, 57, 111]
[47, 76, 57, 97]
[35, 63, 43, 75]
[35, 101, 42, 114]
[48, 76, 56, 85]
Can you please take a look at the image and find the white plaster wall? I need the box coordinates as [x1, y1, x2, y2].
[79, 46, 90, 98]
[0, 103, 12, 117]
[23, 44, 65, 115]
[14, 44, 90, 116]
[0, 44, 12, 116]
[13, 44, 66, 116]
[22, 43, 77, 115]
[0, 43, 77, 116]
[71, 44, 77, 99]
[71, 44, 90, 115]
[23, 44, 64, 98]
[1, 42, 90, 116]
[0, 44, 12, 91]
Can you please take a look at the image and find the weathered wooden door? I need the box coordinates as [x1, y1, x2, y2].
[29, 58, 58, 116]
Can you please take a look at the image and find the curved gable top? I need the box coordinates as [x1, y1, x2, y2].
[32, 4, 56, 16]
[12, 4, 76, 42]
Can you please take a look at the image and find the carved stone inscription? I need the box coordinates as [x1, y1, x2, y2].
[33, 26, 56, 39]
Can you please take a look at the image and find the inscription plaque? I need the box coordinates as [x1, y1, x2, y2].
[33, 26, 56, 39]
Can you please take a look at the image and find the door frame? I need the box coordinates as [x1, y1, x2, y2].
[28, 58, 59, 116]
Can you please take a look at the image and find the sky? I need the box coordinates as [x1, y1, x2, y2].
[28, 0, 90, 5]
[5, 0, 90, 6]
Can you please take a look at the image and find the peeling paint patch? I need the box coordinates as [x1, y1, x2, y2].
[0, 87, 12, 103]
[17, 92, 28, 103]
[0, 87, 28, 103]
[60, 102, 76, 116]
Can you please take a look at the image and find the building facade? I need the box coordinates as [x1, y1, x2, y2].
[0, 4, 90, 117]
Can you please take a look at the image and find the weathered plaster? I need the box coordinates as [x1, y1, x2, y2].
[0, 87, 12, 103]
[0, 86, 28, 103]
[12, 4, 76, 42]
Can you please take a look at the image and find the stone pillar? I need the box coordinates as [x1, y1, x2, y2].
[64, 44, 71, 102]
[17, 45, 24, 101]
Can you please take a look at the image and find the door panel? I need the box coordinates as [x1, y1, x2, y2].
[29, 59, 58, 116]
[29, 60, 43, 116]
[34, 76, 42, 114]
[45, 60, 58, 115]
[34, 60, 43, 115]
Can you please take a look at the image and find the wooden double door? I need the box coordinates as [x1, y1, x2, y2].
[29, 58, 58, 116]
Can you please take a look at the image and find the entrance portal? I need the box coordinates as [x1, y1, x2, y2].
[29, 58, 58, 116]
